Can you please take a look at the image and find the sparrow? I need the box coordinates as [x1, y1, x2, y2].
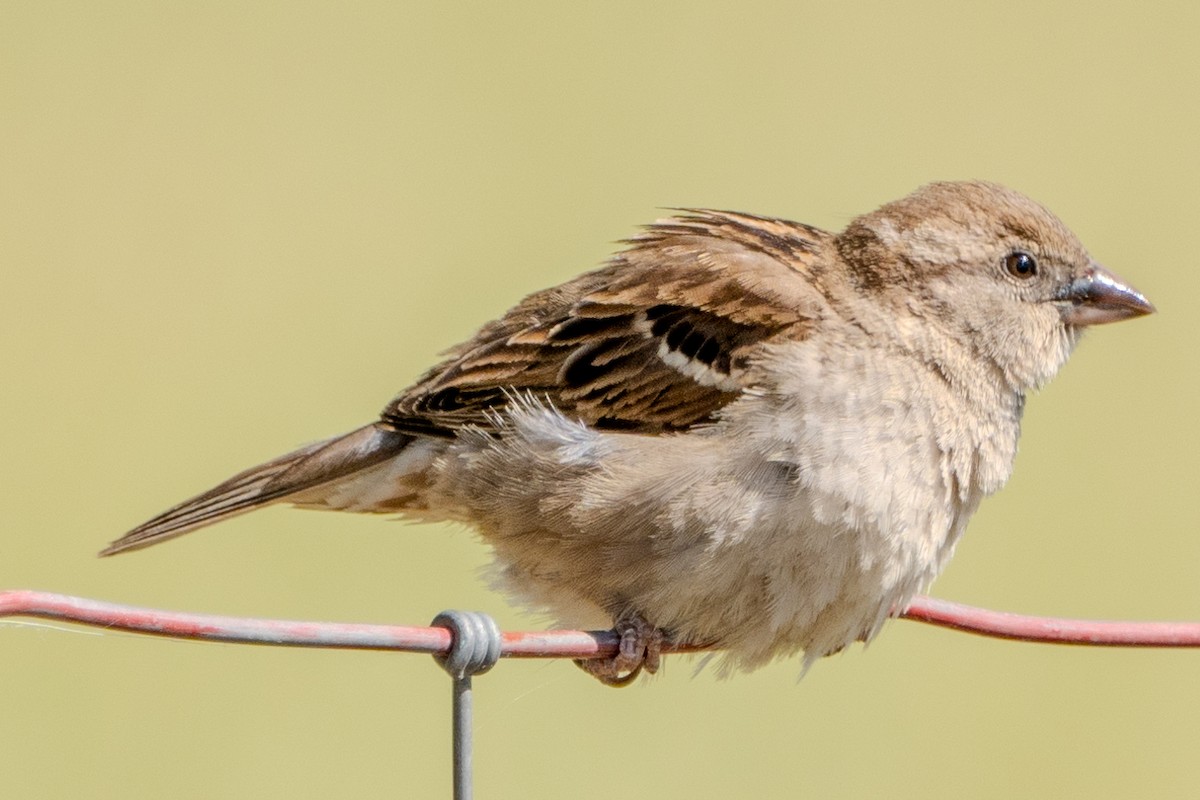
[102, 181, 1154, 685]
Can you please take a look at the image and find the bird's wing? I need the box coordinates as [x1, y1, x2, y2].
[383, 210, 829, 435]
[103, 211, 830, 557]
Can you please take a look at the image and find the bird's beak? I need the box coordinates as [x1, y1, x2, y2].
[1058, 263, 1155, 326]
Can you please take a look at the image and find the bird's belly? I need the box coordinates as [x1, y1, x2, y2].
[424, 396, 973, 673]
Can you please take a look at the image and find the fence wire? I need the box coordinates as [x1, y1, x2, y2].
[5, 588, 1200, 799]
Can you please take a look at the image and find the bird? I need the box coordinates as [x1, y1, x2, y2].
[102, 181, 1154, 685]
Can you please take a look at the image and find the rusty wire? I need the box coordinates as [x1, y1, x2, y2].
[5, 588, 1200, 800]
[4, 589, 1200, 653]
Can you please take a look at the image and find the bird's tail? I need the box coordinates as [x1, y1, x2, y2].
[100, 423, 413, 556]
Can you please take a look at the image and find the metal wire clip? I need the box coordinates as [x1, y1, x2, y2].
[431, 610, 502, 800]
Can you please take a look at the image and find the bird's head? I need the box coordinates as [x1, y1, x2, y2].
[835, 180, 1154, 392]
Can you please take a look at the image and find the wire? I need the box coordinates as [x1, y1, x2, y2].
[2, 589, 1199, 652]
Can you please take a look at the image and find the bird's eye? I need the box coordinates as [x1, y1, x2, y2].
[1004, 251, 1038, 279]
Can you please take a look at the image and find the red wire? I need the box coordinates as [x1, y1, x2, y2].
[3, 589, 1199, 655]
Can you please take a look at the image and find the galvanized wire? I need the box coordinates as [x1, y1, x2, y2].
[5, 589, 1200, 795]
[431, 611, 502, 800]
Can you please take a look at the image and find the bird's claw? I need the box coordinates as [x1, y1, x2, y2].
[574, 614, 664, 687]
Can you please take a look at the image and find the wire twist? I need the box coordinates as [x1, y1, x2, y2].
[429, 610, 503, 800]
[431, 610, 502, 679]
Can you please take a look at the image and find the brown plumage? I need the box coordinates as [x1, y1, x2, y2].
[103, 182, 1154, 684]
[386, 209, 820, 435]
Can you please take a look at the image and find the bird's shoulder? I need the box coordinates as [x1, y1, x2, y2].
[382, 210, 835, 436]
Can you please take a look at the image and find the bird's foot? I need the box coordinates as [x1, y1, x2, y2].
[574, 612, 664, 687]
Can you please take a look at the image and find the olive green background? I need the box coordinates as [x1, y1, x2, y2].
[2, 3, 1196, 798]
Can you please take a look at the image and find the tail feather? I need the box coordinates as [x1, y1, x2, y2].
[101, 424, 413, 556]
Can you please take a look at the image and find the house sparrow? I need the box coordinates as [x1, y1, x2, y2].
[102, 181, 1154, 684]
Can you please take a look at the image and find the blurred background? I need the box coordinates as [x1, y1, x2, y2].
[1, 2, 1196, 797]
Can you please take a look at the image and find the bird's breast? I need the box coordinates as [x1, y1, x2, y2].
[412, 339, 1019, 672]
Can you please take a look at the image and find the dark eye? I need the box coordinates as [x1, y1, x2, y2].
[1004, 251, 1038, 279]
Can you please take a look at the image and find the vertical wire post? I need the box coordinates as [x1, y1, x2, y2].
[431, 610, 502, 800]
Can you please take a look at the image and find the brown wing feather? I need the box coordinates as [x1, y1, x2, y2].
[101, 424, 413, 555]
[382, 210, 829, 435]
